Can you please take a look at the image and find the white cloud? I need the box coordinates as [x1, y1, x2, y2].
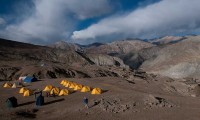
[72, 0, 200, 42]
[0, 18, 6, 25]
[5, 0, 75, 43]
[1, 0, 112, 44]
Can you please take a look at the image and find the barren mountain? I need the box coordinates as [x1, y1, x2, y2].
[1, 35, 200, 80]
[49, 41, 80, 50]
[0, 38, 129, 80]
[140, 36, 200, 79]
[0, 38, 89, 66]
[150, 36, 186, 45]
[86, 39, 154, 55]
[121, 45, 164, 69]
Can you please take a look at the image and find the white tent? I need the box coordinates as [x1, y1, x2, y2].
[18, 76, 27, 81]
[12, 83, 17, 88]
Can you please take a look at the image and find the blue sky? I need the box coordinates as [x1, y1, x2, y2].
[0, 0, 199, 45]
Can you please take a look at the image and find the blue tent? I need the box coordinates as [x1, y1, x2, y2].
[24, 76, 37, 83]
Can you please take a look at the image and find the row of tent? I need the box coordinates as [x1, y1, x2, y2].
[13, 85, 68, 97]
[60, 79, 103, 95]
[43, 85, 69, 96]
[2, 79, 103, 97]
[3, 84, 67, 97]
[3, 76, 37, 88]
[3, 83, 33, 97]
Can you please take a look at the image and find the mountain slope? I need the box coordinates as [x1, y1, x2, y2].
[140, 36, 200, 78]
[86, 39, 154, 55]
[0, 38, 130, 80]
[150, 36, 186, 45]
[49, 41, 80, 51]
[0, 39, 87, 66]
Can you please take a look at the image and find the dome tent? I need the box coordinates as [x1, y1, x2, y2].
[43, 85, 53, 92]
[81, 86, 91, 92]
[24, 76, 37, 83]
[3, 83, 12, 88]
[19, 87, 28, 94]
[50, 87, 60, 95]
[74, 84, 83, 91]
[23, 89, 33, 97]
[91, 88, 102, 95]
[12, 83, 17, 88]
[59, 89, 70, 96]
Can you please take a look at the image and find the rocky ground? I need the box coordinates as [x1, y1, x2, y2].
[1, 75, 200, 120]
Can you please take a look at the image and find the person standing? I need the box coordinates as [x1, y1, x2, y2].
[83, 97, 89, 108]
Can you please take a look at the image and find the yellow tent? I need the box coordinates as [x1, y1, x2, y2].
[23, 89, 33, 97]
[19, 87, 28, 93]
[59, 89, 69, 96]
[91, 88, 102, 95]
[11, 83, 17, 88]
[43, 85, 53, 92]
[81, 86, 91, 92]
[74, 84, 83, 90]
[50, 87, 60, 95]
[61, 80, 69, 85]
[3, 83, 12, 88]
[69, 83, 76, 89]
[63, 81, 69, 86]
[65, 82, 72, 87]
[60, 80, 66, 85]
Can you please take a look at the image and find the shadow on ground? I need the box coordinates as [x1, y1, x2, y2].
[18, 101, 35, 107]
[89, 100, 101, 108]
[44, 98, 65, 105]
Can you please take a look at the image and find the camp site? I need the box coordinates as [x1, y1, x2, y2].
[1, 73, 200, 120]
[1, 0, 200, 120]
[0, 76, 117, 120]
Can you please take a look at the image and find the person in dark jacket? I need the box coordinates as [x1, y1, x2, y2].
[36, 94, 44, 106]
[83, 97, 89, 108]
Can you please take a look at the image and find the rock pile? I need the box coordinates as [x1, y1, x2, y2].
[97, 98, 136, 113]
[144, 94, 175, 108]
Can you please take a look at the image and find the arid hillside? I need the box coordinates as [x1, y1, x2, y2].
[0, 38, 131, 81]
[140, 36, 200, 79]
[85, 39, 154, 55]
[1, 36, 200, 80]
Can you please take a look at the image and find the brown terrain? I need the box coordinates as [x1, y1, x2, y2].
[149, 36, 186, 45]
[1, 37, 200, 120]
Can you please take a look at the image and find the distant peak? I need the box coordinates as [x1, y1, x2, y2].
[49, 40, 80, 50]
